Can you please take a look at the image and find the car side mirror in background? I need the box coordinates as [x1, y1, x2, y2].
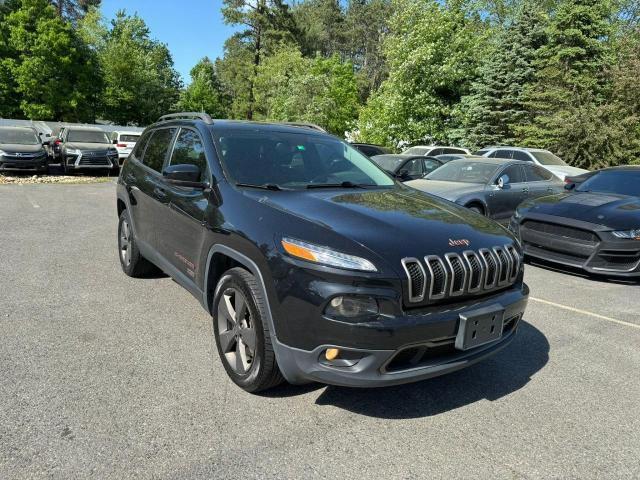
[397, 169, 410, 180]
[497, 174, 510, 189]
[564, 182, 576, 190]
[163, 164, 207, 189]
[112, 139, 118, 144]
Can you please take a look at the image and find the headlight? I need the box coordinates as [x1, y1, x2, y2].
[0, 150, 5, 156]
[281, 237, 377, 271]
[67, 148, 81, 156]
[325, 295, 379, 318]
[107, 148, 118, 156]
[612, 229, 640, 240]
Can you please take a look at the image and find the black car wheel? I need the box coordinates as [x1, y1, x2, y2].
[468, 205, 485, 215]
[117, 210, 156, 277]
[213, 267, 284, 392]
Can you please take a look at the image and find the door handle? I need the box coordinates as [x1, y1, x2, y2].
[522, 188, 529, 193]
[547, 187, 554, 192]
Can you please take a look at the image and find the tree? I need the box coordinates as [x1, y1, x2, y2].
[98, 11, 182, 125]
[462, 0, 548, 148]
[50, 0, 101, 21]
[253, 44, 360, 135]
[220, 0, 299, 119]
[178, 57, 229, 118]
[357, 0, 485, 148]
[519, 0, 615, 168]
[4, 0, 99, 120]
[0, 0, 21, 118]
[293, 0, 347, 57]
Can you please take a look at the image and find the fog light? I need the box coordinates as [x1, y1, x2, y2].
[325, 348, 340, 360]
[324, 295, 378, 319]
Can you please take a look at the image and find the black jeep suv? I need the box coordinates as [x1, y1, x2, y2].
[116, 112, 529, 392]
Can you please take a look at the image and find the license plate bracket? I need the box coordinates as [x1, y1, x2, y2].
[455, 305, 504, 351]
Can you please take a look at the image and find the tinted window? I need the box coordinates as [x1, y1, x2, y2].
[401, 158, 423, 176]
[500, 165, 525, 183]
[440, 148, 467, 154]
[474, 149, 490, 156]
[67, 130, 110, 143]
[120, 134, 140, 143]
[0, 128, 40, 145]
[129, 131, 152, 162]
[355, 145, 380, 157]
[370, 155, 404, 173]
[214, 130, 393, 188]
[577, 170, 640, 197]
[169, 129, 208, 181]
[423, 158, 441, 174]
[489, 149, 512, 159]
[143, 128, 176, 172]
[525, 165, 553, 182]
[426, 160, 500, 184]
[511, 150, 533, 162]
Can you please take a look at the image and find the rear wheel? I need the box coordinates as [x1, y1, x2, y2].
[213, 267, 284, 392]
[117, 209, 156, 277]
[467, 204, 485, 215]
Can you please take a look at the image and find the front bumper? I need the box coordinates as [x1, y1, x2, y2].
[0, 156, 48, 172]
[513, 214, 640, 277]
[274, 283, 529, 387]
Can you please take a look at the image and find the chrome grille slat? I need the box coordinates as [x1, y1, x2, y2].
[403, 244, 520, 304]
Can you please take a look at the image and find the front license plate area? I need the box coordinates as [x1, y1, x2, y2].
[455, 305, 504, 351]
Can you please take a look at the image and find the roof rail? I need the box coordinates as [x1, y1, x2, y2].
[157, 112, 214, 124]
[281, 122, 326, 133]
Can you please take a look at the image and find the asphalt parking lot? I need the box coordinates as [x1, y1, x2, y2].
[1, 182, 639, 479]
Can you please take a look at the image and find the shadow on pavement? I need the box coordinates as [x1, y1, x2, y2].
[307, 321, 548, 419]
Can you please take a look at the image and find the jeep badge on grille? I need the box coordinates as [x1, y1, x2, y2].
[448, 238, 470, 247]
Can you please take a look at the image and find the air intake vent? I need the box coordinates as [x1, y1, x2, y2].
[401, 258, 426, 302]
[426, 256, 447, 299]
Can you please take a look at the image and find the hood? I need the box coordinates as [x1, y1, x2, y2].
[543, 165, 589, 179]
[405, 179, 484, 202]
[521, 192, 640, 230]
[0, 143, 45, 154]
[249, 185, 516, 268]
[66, 142, 112, 151]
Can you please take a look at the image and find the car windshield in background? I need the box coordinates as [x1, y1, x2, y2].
[576, 171, 640, 197]
[425, 160, 499, 184]
[402, 147, 428, 155]
[531, 151, 566, 166]
[120, 134, 140, 142]
[0, 128, 40, 145]
[67, 130, 110, 143]
[213, 130, 394, 189]
[371, 155, 405, 172]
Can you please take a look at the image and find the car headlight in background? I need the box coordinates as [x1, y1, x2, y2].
[281, 237, 377, 271]
[0, 149, 5, 156]
[67, 148, 81, 156]
[612, 229, 640, 240]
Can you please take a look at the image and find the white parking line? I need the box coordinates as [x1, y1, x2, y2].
[530, 297, 640, 330]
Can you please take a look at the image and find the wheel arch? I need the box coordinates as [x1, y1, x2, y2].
[464, 199, 488, 215]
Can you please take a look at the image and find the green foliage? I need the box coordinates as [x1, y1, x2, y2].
[50, 0, 101, 21]
[357, 0, 486, 147]
[3, 0, 99, 120]
[462, 0, 548, 148]
[519, 0, 615, 167]
[178, 57, 229, 118]
[253, 44, 360, 135]
[98, 11, 182, 125]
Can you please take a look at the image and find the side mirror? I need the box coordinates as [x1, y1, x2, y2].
[112, 139, 118, 144]
[564, 182, 576, 190]
[163, 164, 207, 188]
[397, 169, 410, 180]
[497, 174, 510, 189]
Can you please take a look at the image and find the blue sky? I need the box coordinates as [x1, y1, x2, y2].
[101, 0, 238, 84]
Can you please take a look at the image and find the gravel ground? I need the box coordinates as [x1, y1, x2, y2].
[1, 182, 639, 479]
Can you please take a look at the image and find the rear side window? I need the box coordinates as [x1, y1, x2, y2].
[143, 128, 177, 172]
[490, 149, 513, 159]
[169, 128, 208, 181]
[129, 131, 152, 163]
[441, 148, 466, 154]
[511, 150, 533, 162]
[525, 165, 554, 182]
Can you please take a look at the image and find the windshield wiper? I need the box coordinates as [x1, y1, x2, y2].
[306, 181, 369, 189]
[236, 182, 282, 191]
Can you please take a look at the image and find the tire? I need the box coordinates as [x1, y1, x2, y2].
[468, 205, 485, 215]
[117, 209, 157, 277]
[212, 267, 285, 392]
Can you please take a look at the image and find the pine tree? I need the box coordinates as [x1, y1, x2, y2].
[462, 0, 547, 149]
[518, 0, 614, 167]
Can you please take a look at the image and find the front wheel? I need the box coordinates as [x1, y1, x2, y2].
[213, 267, 284, 392]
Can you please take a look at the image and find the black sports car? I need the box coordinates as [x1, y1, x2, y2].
[511, 166, 640, 278]
[406, 157, 564, 222]
[370, 154, 443, 181]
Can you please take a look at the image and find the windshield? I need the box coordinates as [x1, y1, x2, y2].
[576, 170, 640, 197]
[67, 130, 110, 143]
[371, 155, 405, 172]
[0, 128, 40, 145]
[425, 160, 499, 184]
[531, 151, 566, 166]
[213, 130, 394, 189]
[119, 134, 140, 143]
[402, 147, 429, 155]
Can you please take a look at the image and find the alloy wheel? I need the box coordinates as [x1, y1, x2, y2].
[119, 219, 132, 266]
[217, 287, 257, 374]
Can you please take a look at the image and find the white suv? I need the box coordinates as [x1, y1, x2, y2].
[475, 147, 589, 181]
[111, 131, 141, 165]
[401, 145, 471, 156]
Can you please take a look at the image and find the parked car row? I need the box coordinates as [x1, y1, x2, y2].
[0, 124, 142, 175]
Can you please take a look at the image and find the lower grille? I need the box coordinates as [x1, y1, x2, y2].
[79, 155, 110, 166]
